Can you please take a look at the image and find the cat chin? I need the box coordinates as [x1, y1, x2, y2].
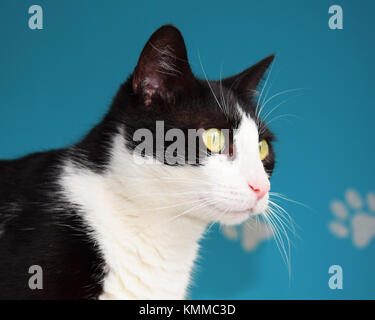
[216, 212, 251, 226]
[213, 208, 269, 226]
[193, 207, 266, 226]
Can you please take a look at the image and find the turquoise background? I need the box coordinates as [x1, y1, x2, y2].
[1, 0, 374, 299]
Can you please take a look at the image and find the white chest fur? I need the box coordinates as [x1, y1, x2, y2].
[59, 134, 207, 299]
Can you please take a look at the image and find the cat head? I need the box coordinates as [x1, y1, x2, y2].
[111, 25, 275, 225]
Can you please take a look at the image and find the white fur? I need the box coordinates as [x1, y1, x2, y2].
[59, 107, 270, 299]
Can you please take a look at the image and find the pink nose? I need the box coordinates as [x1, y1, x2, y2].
[248, 181, 270, 200]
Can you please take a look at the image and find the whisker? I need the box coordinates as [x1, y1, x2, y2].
[269, 192, 314, 213]
[261, 94, 304, 124]
[261, 88, 306, 115]
[143, 198, 218, 231]
[122, 197, 209, 214]
[263, 113, 300, 128]
[197, 51, 227, 118]
[264, 209, 292, 279]
[256, 59, 275, 121]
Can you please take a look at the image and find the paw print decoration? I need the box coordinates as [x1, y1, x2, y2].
[329, 189, 375, 249]
[222, 221, 273, 252]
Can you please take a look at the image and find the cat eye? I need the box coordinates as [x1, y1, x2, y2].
[259, 139, 269, 161]
[202, 128, 226, 153]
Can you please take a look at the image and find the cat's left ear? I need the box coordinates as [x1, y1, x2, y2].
[133, 25, 196, 106]
[223, 54, 275, 98]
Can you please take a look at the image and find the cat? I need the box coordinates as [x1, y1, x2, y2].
[0, 25, 275, 300]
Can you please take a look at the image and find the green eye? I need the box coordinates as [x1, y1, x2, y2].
[259, 140, 269, 161]
[202, 128, 226, 153]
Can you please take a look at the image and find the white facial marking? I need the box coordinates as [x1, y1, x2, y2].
[195, 106, 270, 225]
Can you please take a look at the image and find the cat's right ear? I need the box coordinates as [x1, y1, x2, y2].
[223, 54, 275, 98]
[132, 25, 196, 106]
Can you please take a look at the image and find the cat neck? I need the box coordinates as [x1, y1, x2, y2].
[60, 130, 208, 299]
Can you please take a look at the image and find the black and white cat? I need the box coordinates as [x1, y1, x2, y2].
[0, 25, 275, 299]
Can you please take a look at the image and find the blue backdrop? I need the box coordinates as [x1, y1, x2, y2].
[1, 0, 374, 299]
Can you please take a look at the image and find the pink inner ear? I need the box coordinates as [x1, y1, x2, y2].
[144, 94, 152, 106]
[142, 77, 161, 106]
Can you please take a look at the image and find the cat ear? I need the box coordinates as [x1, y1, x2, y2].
[132, 25, 195, 106]
[223, 54, 275, 97]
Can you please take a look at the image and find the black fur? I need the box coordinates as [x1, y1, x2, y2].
[0, 25, 275, 299]
[0, 152, 105, 299]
